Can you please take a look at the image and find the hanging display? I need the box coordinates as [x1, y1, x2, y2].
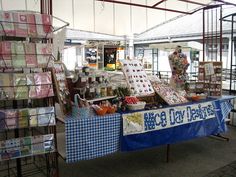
[168, 46, 189, 91]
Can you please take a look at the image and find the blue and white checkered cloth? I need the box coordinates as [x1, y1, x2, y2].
[220, 100, 233, 120]
[65, 113, 121, 163]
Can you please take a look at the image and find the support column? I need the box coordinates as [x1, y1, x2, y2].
[228, 36, 232, 69]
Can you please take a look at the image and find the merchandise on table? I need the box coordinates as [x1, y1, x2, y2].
[72, 68, 117, 100]
[121, 59, 155, 96]
[150, 76, 188, 105]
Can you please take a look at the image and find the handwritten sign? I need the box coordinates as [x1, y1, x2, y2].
[123, 101, 216, 135]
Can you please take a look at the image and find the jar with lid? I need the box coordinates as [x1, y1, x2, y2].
[95, 84, 101, 98]
[100, 83, 107, 97]
[107, 84, 113, 96]
[89, 74, 96, 84]
[86, 83, 96, 99]
[76, 74, 88, 88]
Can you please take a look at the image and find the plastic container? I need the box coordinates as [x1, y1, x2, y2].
[127, 102, 146, 110]
[96, 107, 108, 116]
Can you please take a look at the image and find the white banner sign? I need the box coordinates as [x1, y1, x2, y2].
[123, 101, 216, 136]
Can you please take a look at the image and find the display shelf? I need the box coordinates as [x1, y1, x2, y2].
[87, 95, 117, 103]
[72, 90, 116, 103]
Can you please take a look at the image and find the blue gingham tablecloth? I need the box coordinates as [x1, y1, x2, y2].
[218, 96, 235, 119]
[65, 113, 121, 163]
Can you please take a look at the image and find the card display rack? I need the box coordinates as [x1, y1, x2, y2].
[0, 10, 68, 177]
[198, 61, 222, 97]
[52, 62, 71, 116]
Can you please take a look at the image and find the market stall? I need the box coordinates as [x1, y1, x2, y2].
[61, 50, 235, 163]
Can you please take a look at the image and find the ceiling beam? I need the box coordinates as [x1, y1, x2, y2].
[152, 0, 166, 7]
[177, 0, 207, 6]
[96, 0, 191, 14]
[213, 0, 236, 6]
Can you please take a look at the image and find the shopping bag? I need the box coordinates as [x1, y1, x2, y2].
[72, 94, 90, 119]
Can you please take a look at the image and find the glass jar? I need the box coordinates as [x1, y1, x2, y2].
[95, 85, 101, 98]
[107, 84, 113, 96]
[76, 74, 88, 88]
[100, 84, 107, 97]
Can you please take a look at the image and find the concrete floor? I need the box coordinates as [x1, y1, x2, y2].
[58, 125, 236, 177]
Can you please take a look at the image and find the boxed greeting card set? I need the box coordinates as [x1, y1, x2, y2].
[0, 72, 54, 100]
[0, 11, 52, 38]
[0, 134, 54, 161]
[0, 107, 55, 131]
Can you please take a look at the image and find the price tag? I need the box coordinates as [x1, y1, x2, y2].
[81, 77, 87, 82]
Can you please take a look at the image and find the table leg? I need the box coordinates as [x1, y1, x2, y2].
[212, 134, 230, 141]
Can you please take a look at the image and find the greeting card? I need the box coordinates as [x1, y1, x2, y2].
[12, 55, 26, 68]
[34, 72, 54, 98]
[0, 74, 14, 100]
[43, 134, 54, 152]
[4, 138, 21, 159]
[5, 109, 17, 129]
[27, 14, 37, 37]
[42, 14, 52, 35]
[35, 14, 52, 38]
[13, 12, 28, 37]
[37, 107, 55, 126]
[36, 43, 52, 55]
[20, 137, 32, 157]
[13, 73, 28, 100]
[37, 55, 49, 67]
[29, 108, 37, 127]
[18, 109, 29, 128]
[14, 42, 25, 54]
[0, 111, 5, 130]
[0, 12, 15, 36]
[0, 41, 12, 54]
[0, 59, 12, 68]
[32, 135, 44, 154]
[24, 43, 37, 67]
[26, 73, 37, 98]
